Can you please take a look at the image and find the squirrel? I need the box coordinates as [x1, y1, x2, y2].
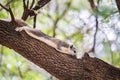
[15, 26, 77, 56]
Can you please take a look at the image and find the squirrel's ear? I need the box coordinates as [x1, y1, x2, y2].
[70, 45, 73, 49]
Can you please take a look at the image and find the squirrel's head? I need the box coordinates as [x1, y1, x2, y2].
[68, 45, 77, 55]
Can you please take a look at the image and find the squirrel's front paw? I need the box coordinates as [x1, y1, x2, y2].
[15, 27, 24, 32]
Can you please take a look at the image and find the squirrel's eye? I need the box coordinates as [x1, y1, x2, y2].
[74, 50, 76, 53]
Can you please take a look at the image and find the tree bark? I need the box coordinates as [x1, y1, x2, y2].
[0, 19, 120, 80]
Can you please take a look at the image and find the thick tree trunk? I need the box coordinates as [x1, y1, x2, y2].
[0, 19, 120, 80]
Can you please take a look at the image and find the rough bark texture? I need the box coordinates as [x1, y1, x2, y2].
[0, 19, 120, 80]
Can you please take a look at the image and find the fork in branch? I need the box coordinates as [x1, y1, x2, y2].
[22, 0, 51, 28]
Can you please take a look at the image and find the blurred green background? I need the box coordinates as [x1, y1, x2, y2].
[0, 0, 120, 80]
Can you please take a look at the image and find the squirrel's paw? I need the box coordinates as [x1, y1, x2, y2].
[15, 27, 25, 32]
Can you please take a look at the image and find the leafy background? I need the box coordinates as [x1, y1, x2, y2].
[0, 0, 120, 80]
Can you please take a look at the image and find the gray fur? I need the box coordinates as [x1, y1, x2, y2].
[15, 26, 76, 55]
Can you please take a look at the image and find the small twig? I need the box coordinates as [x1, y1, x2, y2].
[0, 3, 9, 11]
[87, 0, 100, 53]
[90, 16, 98, 53]
[22, 0, 29, 20]
[26, 0, 29, 9]
[33, 15, 37, 28]
[21, 0, 51, 27]
[0, 0, 13, 11]
[32, 0, 51, 10]
[0, 3, 15, 22]
[8, 6, 15, 22]
[115, 0, 120, 13]
[23, 0, 27, 9]
[88, 0, 96, 10]
[30, 0, 35, 9]
[31, 0, 51, 28]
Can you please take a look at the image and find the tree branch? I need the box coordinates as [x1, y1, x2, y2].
[0, 3, 15, 22]
[21, 0, 51, 28]
[30, 0, 35, 9]
[0, 3, 9, 11]
[88, 0, 96, 10]
[22, 0, 51, 21]
[115, 0, 120, 13]
[0, 0, 14, 11]
[0, 19, 120, 80]
[32, 0, 51, 10]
